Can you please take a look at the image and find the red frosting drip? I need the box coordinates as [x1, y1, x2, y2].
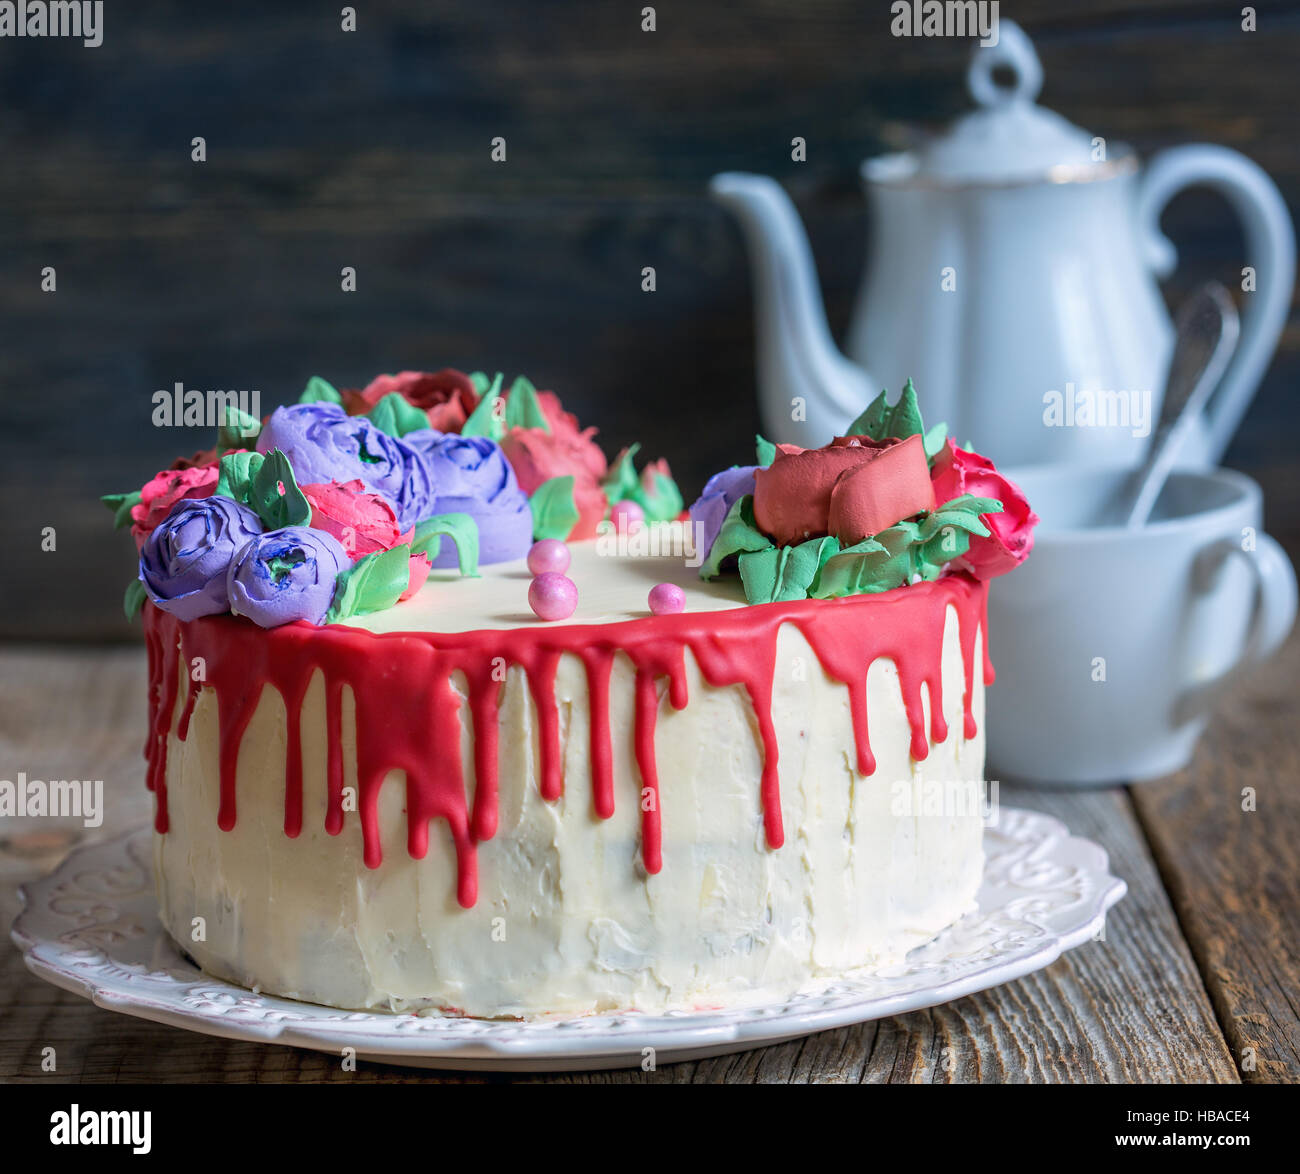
[142, 574, 989, 909]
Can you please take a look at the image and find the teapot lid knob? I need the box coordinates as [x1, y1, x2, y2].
[863, 19, 1122, 186]
[967, 21, 1043, 108]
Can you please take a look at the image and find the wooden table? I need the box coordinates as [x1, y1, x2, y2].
[2, 634, 1296, 1085]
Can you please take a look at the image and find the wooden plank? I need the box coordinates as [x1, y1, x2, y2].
[0, 647, 1237, 1083]
[1131, 627, 1300, 1084]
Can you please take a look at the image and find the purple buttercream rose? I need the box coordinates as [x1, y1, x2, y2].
[257, 403, 436, 529]
[405, 432, 532, 566]
[139, 496, 263, 621]
[689, 465, 757, 563]
[225, 526, 350, 628]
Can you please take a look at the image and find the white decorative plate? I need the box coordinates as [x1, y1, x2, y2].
[12, 808, 1124, 1071]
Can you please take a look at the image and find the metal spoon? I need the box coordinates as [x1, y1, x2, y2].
[1113, 283, 1240, 529]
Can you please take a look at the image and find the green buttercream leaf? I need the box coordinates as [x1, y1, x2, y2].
[739, 535, 839, 604]
[634, 470, 684, 522]
[504, 375, 550, 433]
[700, 495, 774, 579]
[599, 444, 682, 521]
[249, 448, 311, 529]
[299, 375, 342, 405]
[923, 421, 949, 460]
[468, 371, 492, 395]
[755, 435, 777, 467]
[529, 475, 580, 541]
[101, 491, 141, 530]
[811, 524, 918, 598]
[846, 378, 931, 446]
[918, 494, 1002, 541]
[602, 443, 641, 503]
[889, 378, 925, 440]
[461, 373, 505, 440]
[410, 513, 480, 577]
[123, 578, 147, 620]
[367, 391, 431, 437]
[326, 543, 413, 623]
[914, 528, 970, 580]
[910, 493, 1003, 578]
[216, 404, 262, 453]
[215, 450, 264, 503]
[847, 391, 891, 439]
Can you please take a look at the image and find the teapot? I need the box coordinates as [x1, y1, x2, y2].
[711, 22, 1294, 467]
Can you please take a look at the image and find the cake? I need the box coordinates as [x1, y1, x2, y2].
[105, 370, 1037, 1017]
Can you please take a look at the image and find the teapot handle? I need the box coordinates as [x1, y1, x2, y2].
[1137, 144, 1295, 467]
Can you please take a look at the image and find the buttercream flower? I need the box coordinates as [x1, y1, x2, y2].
[302, 478, 433, 600]
[302, 479, 406, 559]
[753, 434, 934, 546]
[138, 496, 262, 621]
[636, 456, 683, 521]
[499, 428, 608, 540]
[528, 388, 586, 440]
[400, 554, 432, 602]
[226, 526, 350, 628]
[406, 432, 533, 565]
[256, 403, 436, 529]
[131, 465, 220, 545]
[689, 465, 756, 561]
[347, 369, 481, 432]
[929, 440, 1038, 578]
[168, 447, 221, 471]
[827, 434, 935, 545]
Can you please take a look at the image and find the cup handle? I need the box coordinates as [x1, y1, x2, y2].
[1173, 531, 1297, 724]
[1137, 144, 1296, 467]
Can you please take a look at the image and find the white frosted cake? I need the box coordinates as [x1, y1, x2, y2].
[111, 371, 1035, 1017]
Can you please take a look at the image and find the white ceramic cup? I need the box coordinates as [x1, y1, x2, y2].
[986, 465, 1297, 785]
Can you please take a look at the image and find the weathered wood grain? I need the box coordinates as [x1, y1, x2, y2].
[1, 0, 1297, 637]
[1131, 627, 1300, 1085]
[0, 646, 1242, 1083]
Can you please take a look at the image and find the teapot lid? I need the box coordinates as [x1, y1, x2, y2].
[866, 23, 1131, 187]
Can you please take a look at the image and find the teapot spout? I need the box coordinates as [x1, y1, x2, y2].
[710, 172, 874, 447]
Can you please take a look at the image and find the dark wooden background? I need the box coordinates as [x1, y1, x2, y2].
[2, 0, 1298, 640]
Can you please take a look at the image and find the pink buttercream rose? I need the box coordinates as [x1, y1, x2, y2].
[302, 479, 407, 559]
[130, 465, 220, 546]
[929, 440, 1038, 579]
[344, 369, 481, 432]
[303, 479, 434, 601]
[499, 428, 608, 540]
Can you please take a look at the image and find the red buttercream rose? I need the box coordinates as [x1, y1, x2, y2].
[345, 369, 481, 432]
[168, 447, 221, 471]
[131, 465, 220, 546]
[753, 434, 934, 546]
[929, 440, 1038, 579]
[499, 428, 608, 540]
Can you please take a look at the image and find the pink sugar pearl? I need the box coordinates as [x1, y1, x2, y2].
[609, 499, 645, 533]
[648, 582, 686, 615]
[529, 572, 578, 622]
[527, 538, 571, 576]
